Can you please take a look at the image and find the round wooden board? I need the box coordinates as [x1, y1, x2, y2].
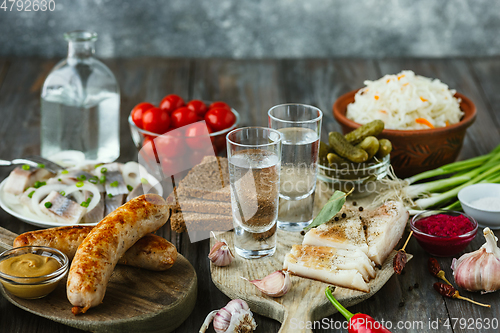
[0, 253, 197, 333]
[210, 229, 412, 333]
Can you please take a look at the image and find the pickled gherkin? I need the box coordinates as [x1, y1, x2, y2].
[376, 139, 392, 158]
[319, 141, 331, 163]
[356, 136, 379, 160]
[344, 120, 384, 145]
[328, 132, 369, 163]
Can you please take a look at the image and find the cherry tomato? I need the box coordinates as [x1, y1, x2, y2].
[185, 122, 212, 149]
[139, 136, 159, 163]
[142, 107, 171, 134]
[160, 156, 176, 176]
[187, 100, 208, 117]
[171, 107, 200, 128]
[154, 132, 185, 159]
[160, 94, 185, 114]
[209, 101, 231, 110]
[204, 108, 236, 132]
[131, 102, 155, 128]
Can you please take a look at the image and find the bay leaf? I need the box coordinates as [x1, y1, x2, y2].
[303, 190, 349, 231]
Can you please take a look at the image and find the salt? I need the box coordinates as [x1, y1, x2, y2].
[470, 197, 500, 211]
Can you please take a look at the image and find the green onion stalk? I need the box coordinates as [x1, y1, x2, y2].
[413, 151, 500, 210]
[375, 143, 500, 211]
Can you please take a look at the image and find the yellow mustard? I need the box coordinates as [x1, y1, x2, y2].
[0, 253, 61, 299]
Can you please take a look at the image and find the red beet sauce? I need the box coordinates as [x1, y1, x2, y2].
[411, 211, 478, 257]
[414, 214, 475, 237]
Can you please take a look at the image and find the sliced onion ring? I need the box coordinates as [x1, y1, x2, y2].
[63, 182, 101, 212]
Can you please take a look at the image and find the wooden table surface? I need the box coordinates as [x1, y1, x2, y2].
[1, 57, 500, 333]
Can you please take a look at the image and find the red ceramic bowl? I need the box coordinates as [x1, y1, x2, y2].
[333, 90, 476, 178]
[410, 210, 478, 257]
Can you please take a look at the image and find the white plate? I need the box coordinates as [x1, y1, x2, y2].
[0, 173, 163, 229]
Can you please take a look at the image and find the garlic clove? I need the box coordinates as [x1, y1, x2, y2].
[243, 270, 291, 297]
[452, 227, 500, 293]
[199, 299, 256, 333]
[209, 236, 234, 267]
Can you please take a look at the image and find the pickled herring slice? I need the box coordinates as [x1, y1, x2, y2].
[39, 191, 86, 224]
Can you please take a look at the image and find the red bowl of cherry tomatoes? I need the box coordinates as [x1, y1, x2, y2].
[128, 94, 240, 168]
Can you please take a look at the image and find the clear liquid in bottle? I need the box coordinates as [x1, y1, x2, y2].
[41, 31, 120, 164]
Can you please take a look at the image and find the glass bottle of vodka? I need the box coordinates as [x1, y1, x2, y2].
[41, 31, 120, 165]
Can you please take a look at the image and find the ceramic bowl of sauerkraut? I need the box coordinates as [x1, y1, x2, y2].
[333, 71, 476, 178]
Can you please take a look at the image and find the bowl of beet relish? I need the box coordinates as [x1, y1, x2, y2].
[410, 210, 478, 257]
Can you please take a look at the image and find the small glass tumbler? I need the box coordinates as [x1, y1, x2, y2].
[268, 104, 322, 231]
[226, 127, 282, 259]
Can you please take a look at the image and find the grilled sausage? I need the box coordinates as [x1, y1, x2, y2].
[14, 226, 177, 271]
[67, 194, 169, 314]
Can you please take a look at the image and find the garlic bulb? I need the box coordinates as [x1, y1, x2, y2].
[209, 232, 234, 267]
[243, 270, 291, 297]
[199, 299, 257, 333]
[452, 227, 500, 293]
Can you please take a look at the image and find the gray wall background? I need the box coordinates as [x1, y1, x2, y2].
[1, 0, 499, 58]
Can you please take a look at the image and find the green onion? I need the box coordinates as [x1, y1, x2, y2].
[77, 174, 87, 181]
[100, 168, 107, 174]
[140, 178, 149, 185]
[110, 181, 119, 187]
[88, 176, 99, 184]
[94, 163, 104, 169]
[37, 163, 45, 168]
[100, 175, 106, 184]
[22, 164, 30, 170]
[58, 178, 62, 182]
[108, 193, 113, 198]
[34, 181, 46, 189]
[80, 198, 91, 208]
[76, 181, 84, 188]
[407, 145, 500, 210]
[127, 185, 134, 191]
[61, 170, 69, 174]
[44, 202, 52, 208]
[28, 191, 35, 198]
[377, 143, 500, 211]
[60, 191, 66, 196]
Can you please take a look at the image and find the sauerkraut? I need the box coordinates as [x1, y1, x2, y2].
[346, 70, 463, 130]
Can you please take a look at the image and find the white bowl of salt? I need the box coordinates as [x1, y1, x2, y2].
[458, 184, 500, 229]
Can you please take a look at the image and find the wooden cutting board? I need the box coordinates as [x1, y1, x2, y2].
[0, 226, 197, 333]
[211, 229, 412, 333]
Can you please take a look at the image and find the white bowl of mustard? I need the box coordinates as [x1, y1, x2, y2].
[0, 246, 69, 299]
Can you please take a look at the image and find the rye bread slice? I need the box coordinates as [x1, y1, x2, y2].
[170, 198, 232, 216]
[175, 156, 230, 202]
[170, 211, 233, 233]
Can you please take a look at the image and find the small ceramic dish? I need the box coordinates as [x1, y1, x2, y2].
[0, 246, 69, 299]
[333, 90, 476, 178]
[410, 210, 478, 257]
[317, 155, 390, 198]
[458, 183, 500, 230]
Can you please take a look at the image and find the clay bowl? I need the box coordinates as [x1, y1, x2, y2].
[333, 90, 476, 178]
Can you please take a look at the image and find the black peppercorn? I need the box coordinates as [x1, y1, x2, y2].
[334, 216, 339, 221]
[300, 231, 305, 236]
[341, 213, 347, 218]
[352, 201, 357, 206]
[359, 206, 364, 212]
